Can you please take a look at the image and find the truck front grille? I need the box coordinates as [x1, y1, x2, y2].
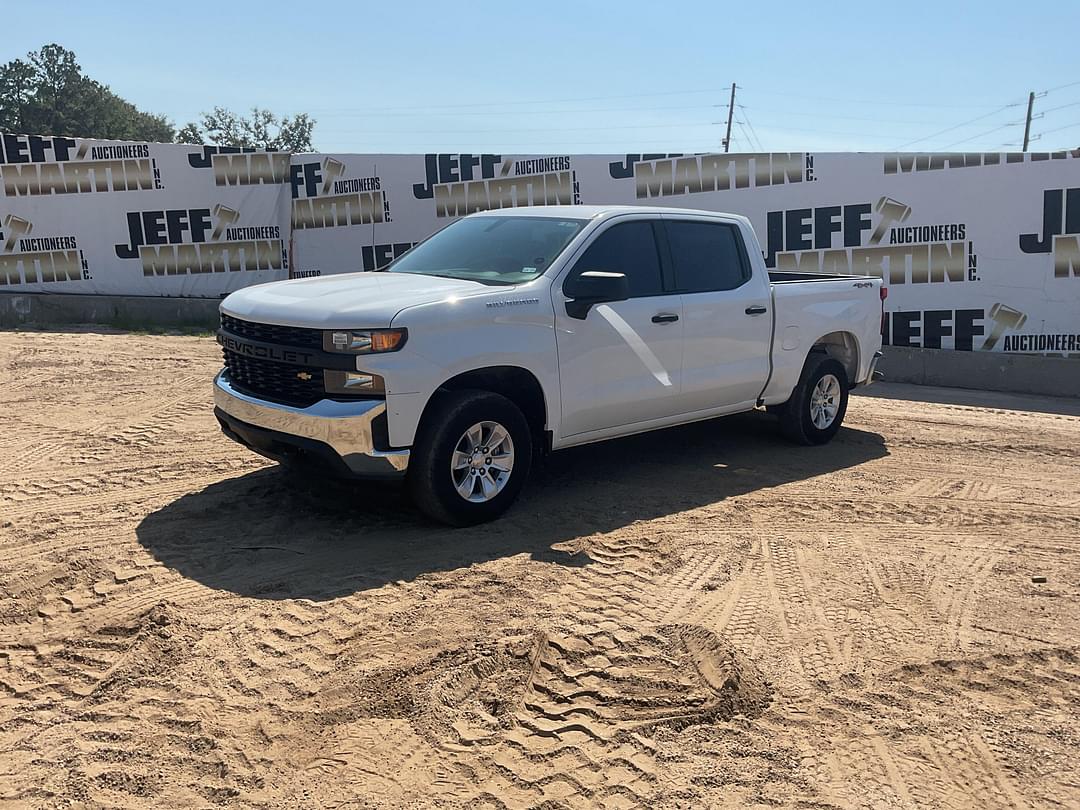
[222, 350, 326, 407]
[220, 314, 323, 350]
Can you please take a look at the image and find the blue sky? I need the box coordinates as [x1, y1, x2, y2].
[6, 0, 1080, 153]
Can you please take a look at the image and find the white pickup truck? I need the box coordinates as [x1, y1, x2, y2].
[215, 205, 884, 524]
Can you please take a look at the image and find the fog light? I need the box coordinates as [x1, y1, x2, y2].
[343, 372, 376, 389]
[324, 370, 385, 395]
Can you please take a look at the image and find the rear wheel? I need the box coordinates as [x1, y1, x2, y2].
[408, 390, 532, 525]
[777, 355, 849, 445]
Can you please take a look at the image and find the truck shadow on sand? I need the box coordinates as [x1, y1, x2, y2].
[136, 410, 887, 600]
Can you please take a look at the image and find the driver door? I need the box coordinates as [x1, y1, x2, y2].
[554, 218, 684, 439]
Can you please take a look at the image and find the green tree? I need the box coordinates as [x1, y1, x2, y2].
[177, 106, 316, 152]
[0, 44, 173, 142]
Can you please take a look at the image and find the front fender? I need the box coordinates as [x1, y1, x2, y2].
[377, 299, 561, 448]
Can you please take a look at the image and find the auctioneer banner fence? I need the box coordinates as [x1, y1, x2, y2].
[0, 134, 292, 297]
[2, 132, 1079, 356]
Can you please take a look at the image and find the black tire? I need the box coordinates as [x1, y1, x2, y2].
[408, 390, 532, 526]
[777, 355, 849, 445]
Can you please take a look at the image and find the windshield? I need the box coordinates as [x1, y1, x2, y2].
[387, 215, 586, 284]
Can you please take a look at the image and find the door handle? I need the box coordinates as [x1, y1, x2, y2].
[651, 313, 679, 323]
[745, 305, 767, 315]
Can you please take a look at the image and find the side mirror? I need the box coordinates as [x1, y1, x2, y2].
[563, 270, 630, 320]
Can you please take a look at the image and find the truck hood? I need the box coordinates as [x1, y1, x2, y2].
[220, 272, 498, 328]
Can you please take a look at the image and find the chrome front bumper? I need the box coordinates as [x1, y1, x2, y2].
[213, 370, 409, 479]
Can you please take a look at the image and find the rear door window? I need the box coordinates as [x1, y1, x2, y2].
[665, 220, 749, 293]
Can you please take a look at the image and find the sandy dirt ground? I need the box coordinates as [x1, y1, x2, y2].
[0, 330, 1078, 809]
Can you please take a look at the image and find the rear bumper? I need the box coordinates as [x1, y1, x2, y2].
[866, 350, 884, 385]
[213, 370, 409, 479]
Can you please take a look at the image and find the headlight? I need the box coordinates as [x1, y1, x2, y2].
[323, 328, 407, 353]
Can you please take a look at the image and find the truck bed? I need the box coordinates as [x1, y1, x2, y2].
[759, 270, 883, 404]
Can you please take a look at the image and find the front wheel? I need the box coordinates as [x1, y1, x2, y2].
[777, 356, 849, 445]
[408, 390, 532, 526]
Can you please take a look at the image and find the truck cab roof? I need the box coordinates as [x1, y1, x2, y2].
[469, 204, 748, 222]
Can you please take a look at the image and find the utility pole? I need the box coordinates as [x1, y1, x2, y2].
[723, 83, 736, 153]
[1022, 91, 1035, 152]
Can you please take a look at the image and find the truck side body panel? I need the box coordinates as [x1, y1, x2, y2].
[761, 279, 882, 404]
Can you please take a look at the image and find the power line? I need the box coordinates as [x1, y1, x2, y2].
[734, 120, 753, 151]
[737, 106, 766, 151]
[735, 120, 759, 152]
[317, 145, 715, 151]
[306, 80, 1080, 151]
[314, 87, 731, 114]
[735, 115, 763, 151]
[748, 124, 764, 151]
[315, 137, 721, 147]
[282, 102, 725, 119]
[1043, 79, 1080, 94]
[1038, 119, 1080, 136]
[1040, 99, 1080, 115]
[318, 81, 1060, 117]
[893, 100, 1024, 149]
[736, 86, 1013, 109]
[940, 121, 1020, 149]
[739, 104, 941, 126]
[740, 123, 906, 140]
[328, 121, 909, 141]
[316, 121, 720, 135]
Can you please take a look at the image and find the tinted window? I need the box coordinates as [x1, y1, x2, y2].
[666, 221, 748, 293]
[568, 221, 663, 298]
[389, 216, 585, 285]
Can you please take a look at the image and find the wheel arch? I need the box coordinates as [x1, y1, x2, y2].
[419, 365, 549, 448]
[809, 330, 860, 385]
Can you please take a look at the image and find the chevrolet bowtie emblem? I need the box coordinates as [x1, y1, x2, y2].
[296, 371, 313, 381]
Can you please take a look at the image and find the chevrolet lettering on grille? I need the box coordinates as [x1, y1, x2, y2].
[216, 333, 315, 366]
